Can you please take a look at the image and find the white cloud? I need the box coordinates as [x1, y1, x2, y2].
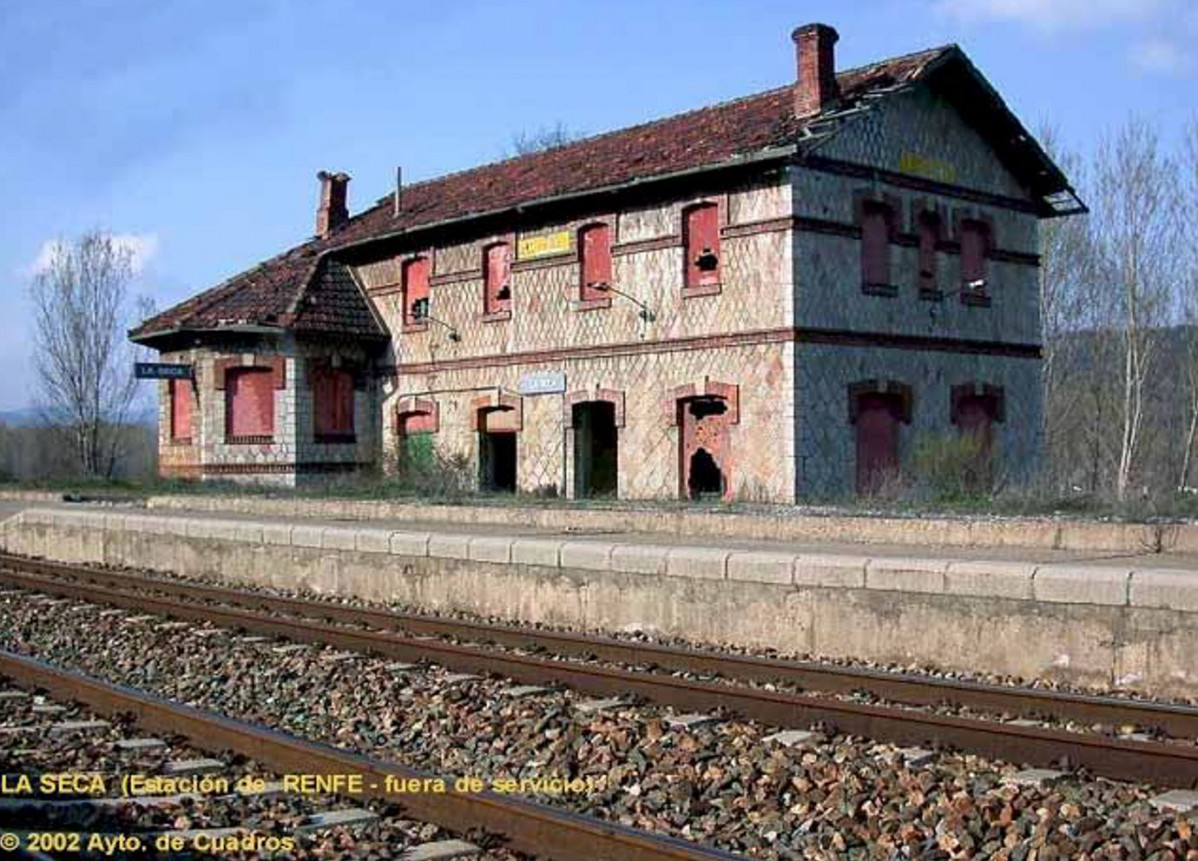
[25, 232, 159, 278]
[1130, 37, 1192, 76]
[936, 0, 1164, 31]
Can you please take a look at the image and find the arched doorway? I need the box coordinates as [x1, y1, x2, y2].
[952, 385, 1003, 492]
[572, 401, 618, 498]
[855, 393, 903, 497]
[396, 411, 436, 479]
[677, 394, 732, 501]
[477, 407, 518, 493]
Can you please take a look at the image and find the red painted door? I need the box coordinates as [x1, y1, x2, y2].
[856, 394, 900, 496]
[314, 369, 354, 439]
[170, 379, 193, 441]
[956, 395, 995, 490]
[227, 368, 274, 439]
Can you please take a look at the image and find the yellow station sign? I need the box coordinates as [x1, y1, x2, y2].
[518, 230, 572, 260]
[899, 152, 957, 184]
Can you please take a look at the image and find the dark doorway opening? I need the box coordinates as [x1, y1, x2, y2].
[573, 401, 618, 498]
[687, 447, 724, 499]
[480, 431, 517, 492]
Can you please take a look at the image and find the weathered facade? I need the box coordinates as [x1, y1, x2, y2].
[131, 23, 1082, 500]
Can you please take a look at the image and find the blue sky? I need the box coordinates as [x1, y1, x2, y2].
[1, 0, 1194, 410]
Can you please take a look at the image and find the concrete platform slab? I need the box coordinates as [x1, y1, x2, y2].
[728, 551, 796, 586]
[1034, 566, 1129, 606]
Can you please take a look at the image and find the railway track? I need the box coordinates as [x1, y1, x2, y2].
[0, 651, 742, 861]
[2, 554, 1198, 790]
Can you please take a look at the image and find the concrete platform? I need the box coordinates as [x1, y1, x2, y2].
[6, 502, 1198, 697]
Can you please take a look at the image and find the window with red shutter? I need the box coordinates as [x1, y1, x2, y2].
[170, 379, 193, 442]
[961, 219, 990, 287]
[917, 211, 941, 295]
[579, 224, 612, 302]
[683, 203, 720, 293]
[313, 368, 355, 441]
[226, 368, 274, 441]
[483, 242, 512, 315]
[402, 257, 430, 326]
[860, 202, 893, 291]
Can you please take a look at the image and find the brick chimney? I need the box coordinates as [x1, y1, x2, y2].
[792, 23, 839, 118]
[316, 170, 350, 238]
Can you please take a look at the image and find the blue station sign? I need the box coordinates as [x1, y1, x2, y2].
[134, 362, 193, 380]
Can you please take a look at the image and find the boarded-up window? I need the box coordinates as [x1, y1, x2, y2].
[917, 212, 940, 293]
[312, 368, 355, 440]
[484, 242, 512, 314]
[169, 379, 194, 442]
[226, 368, 274, 440]
[961, 219, 990, 286]
[403, 257, 430, 325]
[861, 202, 893, 288]
[683, 203, 720, 291]
[579, 223, 612, 302]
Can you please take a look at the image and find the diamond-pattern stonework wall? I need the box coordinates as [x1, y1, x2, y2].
[384, 342, 796, 501]
[376, 182, 794, 368]
[819, 87, 1029, 199]
[795, 343, 1041, 499]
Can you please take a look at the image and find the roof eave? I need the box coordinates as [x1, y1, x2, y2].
[321, 144, 799, 264]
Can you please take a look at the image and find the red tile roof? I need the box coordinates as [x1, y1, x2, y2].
[131, 46, 958, 343]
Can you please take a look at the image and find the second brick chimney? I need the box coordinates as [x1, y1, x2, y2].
[792, 23, 839, 118]
[316, 170, 350, 238]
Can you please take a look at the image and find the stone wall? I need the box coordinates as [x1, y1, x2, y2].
[156, 337, 380, 485]
[371, 173, 797, 501]
[788, 83, 1044, 498]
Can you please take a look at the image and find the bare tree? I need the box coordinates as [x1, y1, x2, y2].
[29, 233, 146, 478]
[1089, 120, 1182, 501]
[1038, 125, 1098, 490]
[1180, 118, 1198, 490]
[508, 121, 582, 156]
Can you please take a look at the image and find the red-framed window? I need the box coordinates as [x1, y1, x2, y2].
[860, 201, 894, 290]
[483, 242, 512, 315]
[683, 203, 720, 292]
[169, 379, 194, 442]
[225, 367, 274, 441]
[402, 256, 430, 326]
[960, 219, 991, 287]
[579, 223, 612, 302]
[917, 211, 941, 294]
[312, 367, 355, 441]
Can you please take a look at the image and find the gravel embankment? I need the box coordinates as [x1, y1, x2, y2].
[3, 589, 1196, 860]
[0, 655, 520, 860]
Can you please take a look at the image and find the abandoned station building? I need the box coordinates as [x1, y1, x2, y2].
[130, 23, 1082, 502]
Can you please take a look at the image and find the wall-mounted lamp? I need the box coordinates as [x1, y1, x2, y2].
[591, 282, 656, 323]
[413, 305, 461, 342]
[927, 279, 989, 326]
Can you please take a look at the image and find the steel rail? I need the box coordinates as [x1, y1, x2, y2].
[2, 566, 1198, 788]
[0, 651, 743, 861]
[6, 552, 1198, 738]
